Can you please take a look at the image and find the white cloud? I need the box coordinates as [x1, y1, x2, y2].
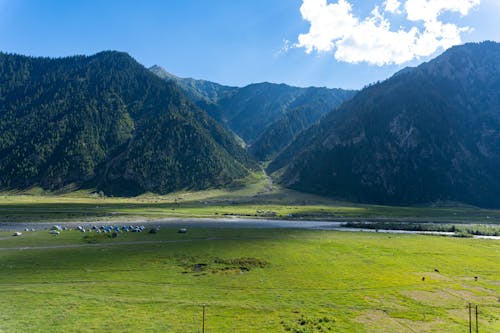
[384, 0, 402, 14]
[405, 0, 479, 22]
[275, 39, 293, 58]
[296, 0, 480, 65]
[298, 0, 358, 53]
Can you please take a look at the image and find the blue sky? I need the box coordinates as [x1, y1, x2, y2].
[1, 0, 498, 89]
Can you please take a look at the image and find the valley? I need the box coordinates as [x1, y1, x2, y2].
[1, 41, 500, 333]
[3, 1, 500, 332]
[1, 171, 500, 238]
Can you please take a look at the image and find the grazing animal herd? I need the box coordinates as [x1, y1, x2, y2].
[10, 224, 191, 237]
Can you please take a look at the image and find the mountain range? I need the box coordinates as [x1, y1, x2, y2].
[150, 65, 356, 160]
[269, 41, 500, 207]
[1, 41, 500, 207]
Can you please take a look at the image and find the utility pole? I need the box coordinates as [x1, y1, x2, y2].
[469, 303, 472, 333]
[475, 305, 478, 333]
[202, 304, 206, 333]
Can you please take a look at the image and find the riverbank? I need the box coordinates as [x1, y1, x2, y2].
[2, 217, 499, 239]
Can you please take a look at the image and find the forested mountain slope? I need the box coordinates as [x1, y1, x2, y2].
[270, 41, 500, 207]
[0, 51, 255, 195]
[151, 67, 356, 158]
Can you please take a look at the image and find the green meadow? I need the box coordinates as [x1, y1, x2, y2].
[1, 175, 499, 332]
[2, 172, 500, 224]
[0, 228, 498, 332]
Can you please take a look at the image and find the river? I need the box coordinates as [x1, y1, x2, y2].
[0, 217, 498, 239]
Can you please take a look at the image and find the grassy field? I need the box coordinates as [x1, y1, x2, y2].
[2, 172, 500, 224]
[0, 228, 498, 332]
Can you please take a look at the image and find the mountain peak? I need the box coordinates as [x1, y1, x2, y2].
[91, 50, 137, 62]
[413, 40, 500, 85]
[149, 65, 179, 80]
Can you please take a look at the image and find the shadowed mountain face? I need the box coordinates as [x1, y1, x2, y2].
[248, 87, 356, 161]
[270, 41, 500, 207]
[0, 52, 255, 195]
[150, 67, 356, 160]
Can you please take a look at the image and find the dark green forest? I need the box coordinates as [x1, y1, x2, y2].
[0, 51, 255, 195]
[2, 42, 500, 207]
[150, 67, 356, 160]
[270, 41, 500, 207]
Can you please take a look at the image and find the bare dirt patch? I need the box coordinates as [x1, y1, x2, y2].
[355, 310, 416, 332]
[401, 290, 462, 307]
[414, 271, 451, 282]
[443, 288, 498, 304]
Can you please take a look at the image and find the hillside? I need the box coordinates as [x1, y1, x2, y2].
[0, 51, 255, 195]
[149, 65, 237, 105]
[150, 67, 356, 158]
[249, 87, 355, 160]
[270, 41, 500, 207]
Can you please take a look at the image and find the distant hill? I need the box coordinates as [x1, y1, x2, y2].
[0, 51, 256, 195]
[149, 65, 238, 105]
[270, 41, 500, 207]
[249, 87, 355, 160]
[150, 67, 356, 159]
